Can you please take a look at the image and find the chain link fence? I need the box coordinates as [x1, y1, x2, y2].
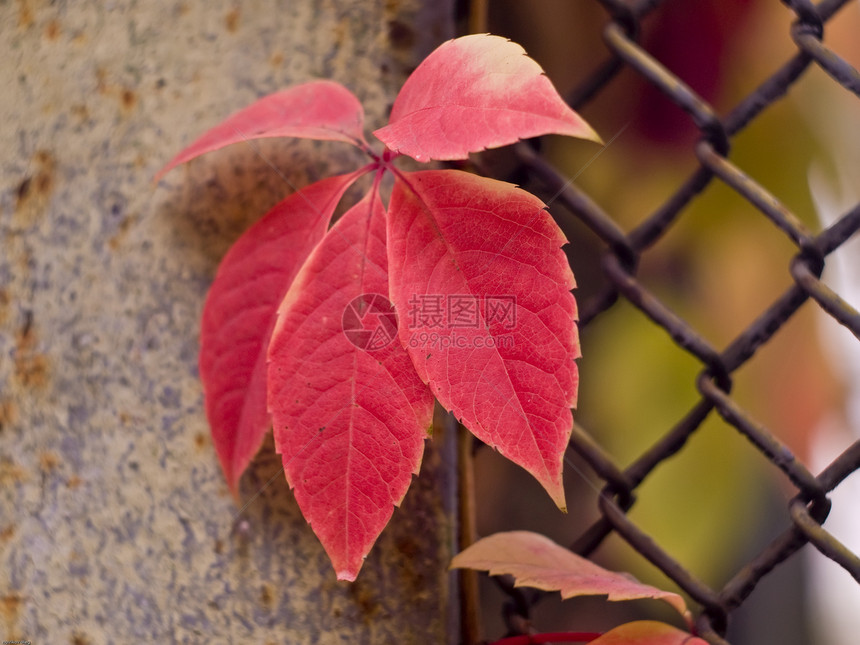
[479, 1, 860, 643]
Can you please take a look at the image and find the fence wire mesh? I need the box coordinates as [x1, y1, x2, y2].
[479, 1, 860, 643]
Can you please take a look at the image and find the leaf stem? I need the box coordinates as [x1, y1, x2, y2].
[458, 422, 481, 644]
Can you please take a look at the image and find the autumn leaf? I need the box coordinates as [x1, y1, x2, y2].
[589, 621, 708, 645]
[388, 170, 579, 509]
[199, 171, 365, 496]
[267, 184, 434, 580]
[374, 34, 600, 161]
[156, 80, 367, 181]
[451, 531, 691, 623]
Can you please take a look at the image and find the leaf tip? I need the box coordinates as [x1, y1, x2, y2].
[336, 568, 359, 582]
[547, 483, 567, 512]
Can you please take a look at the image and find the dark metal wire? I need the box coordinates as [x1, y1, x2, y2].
[487, 0, 860, 642]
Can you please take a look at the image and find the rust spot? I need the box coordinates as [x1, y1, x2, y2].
[120, 88, 137, 112]
[15, 351, 49, 389]
[71, 633, 89, 645]
[259, 582, 275, 609]
[18, 1, 33, 29]
[0, 526, 14, 544]
[193, 432, 208, 450]
[1, 594, 23, 630]
[15, 177, 32, 203]
[70, 103, 89, 123]
[14, 315, 50, 389]
[213, 538, 224, 554]
[119, 411, 131, 425]
[108, 213, 138, 251]
[225, 7, 240, 33]
[348, 580, 381, 624]
[44, 18, 61, 40]
[39, 451, 61, 473]
[66, 475, 82, 489]
[0, 399, 17, 433]
[0, 459, 27, 486]
[395, 534, 420, 559]
[15, 150, 55, 225]
[270, 52, 284, 68]
[0, 289, 8, 326]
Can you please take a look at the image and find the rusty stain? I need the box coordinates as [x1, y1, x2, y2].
[213, 538, 224, 554]
[395, 534, 420, 559]
[394, 533, 427, 593]
[39, 451, 61, 473]
[193, 431, 208, 450]
[1, 594, 23, 634]
[44, 18, 61, 40]
[259, 582, 275, 609]
[120, 87, 137, 112]
[66, 475, 82, 489]
[15, 352, 48, 388]
[17, 0, 33, 29]
[15, 150, 55, 225]
[70, 103, 89, 123]
[270, 52, 284, 68]
[108, 213, 138, 251]
[348, 580, 381, 624]
[14, 315, 50, 389]
[0, 399, 18, 433]
[70, 633, 89, 645]
[0, 459, 27, 486]
[333, 18, 347, 48]
[225, 7, 240, 33]
[0, 526, 14, 544]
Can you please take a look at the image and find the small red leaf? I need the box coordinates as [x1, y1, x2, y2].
[201, 171, 364, 496]
[374, 34, 600, 161]
[451, 532, 690, 621]
[387, 170, 578, 508]
[156, 81, 366, 181]
[268, 184, 434, 581]
[589, 621, 708, 645]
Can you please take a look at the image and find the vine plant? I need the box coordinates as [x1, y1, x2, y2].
[159, 34, 706, 645]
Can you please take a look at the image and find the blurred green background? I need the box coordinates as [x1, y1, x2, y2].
[464, 2, 860, 644]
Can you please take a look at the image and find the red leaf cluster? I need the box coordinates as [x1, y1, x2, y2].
[159, 34, 599, 580]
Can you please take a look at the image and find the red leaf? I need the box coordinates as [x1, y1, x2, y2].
[200, 171, 364, 496]
[387, 169, 579, 508]
[267, 183, 434, 581]
[451, 532, 690, 622]
[374, 34, 600, 161]
[156, 81, 366, 181]
[590, 622, 708, 645]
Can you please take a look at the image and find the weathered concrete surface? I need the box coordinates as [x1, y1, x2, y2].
[0, 1, 456, 642]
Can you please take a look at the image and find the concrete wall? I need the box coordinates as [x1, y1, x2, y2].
[0, 1, 456, 642]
